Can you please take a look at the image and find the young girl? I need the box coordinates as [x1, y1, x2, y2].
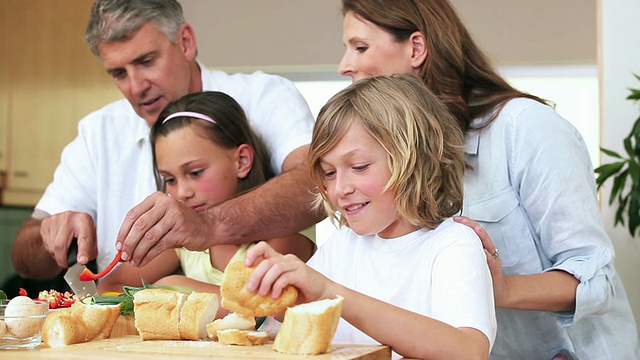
[245, 75, 496, 360]
[98, 91, 315, 302]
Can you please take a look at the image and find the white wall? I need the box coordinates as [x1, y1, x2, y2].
[599, 0, 640, 332]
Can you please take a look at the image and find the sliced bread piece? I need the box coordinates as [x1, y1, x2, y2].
[217, 329, 270, 346]
[133, 288, 186, 340]
[206, 312, 255, 339]
[42, 308, 89, 348]
[178, 291, 219, 340]
[273, 296, 344, 355]
[69, 301, 121, 340]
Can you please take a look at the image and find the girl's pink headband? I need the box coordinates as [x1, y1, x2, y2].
[162, 111, 216, 124]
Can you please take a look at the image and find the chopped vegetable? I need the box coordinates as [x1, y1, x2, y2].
[15, 288, 78, 309]
[37, 290, 79, 309]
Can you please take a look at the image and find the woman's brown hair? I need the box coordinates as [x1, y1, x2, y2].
[342, 0, 547, 133]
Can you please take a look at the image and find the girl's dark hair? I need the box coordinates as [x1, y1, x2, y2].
[342, 0, 548, 133]
[150, 91, 274, 192]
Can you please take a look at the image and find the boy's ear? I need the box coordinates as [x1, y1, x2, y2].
[409, 31, 428, 69]
[236, 144, 254, 179]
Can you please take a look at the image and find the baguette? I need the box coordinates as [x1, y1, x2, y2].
[41, 302, 122, 348]
[217, 329, 269, 346]
[69, 301, 121, 340]
[133, 288, 220, 341]
[206, 312, 255, 339]
[42, 309, 87, 348]
[273, 296, 344, 355]
[220, 260, 297, 317]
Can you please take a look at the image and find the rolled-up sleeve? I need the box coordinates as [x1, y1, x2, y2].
[511, 102, 618, 325]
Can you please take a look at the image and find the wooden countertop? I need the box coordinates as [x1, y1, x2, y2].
[4, 335, 391, 360]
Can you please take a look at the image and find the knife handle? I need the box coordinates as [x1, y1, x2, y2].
[67, 238, 79, 267]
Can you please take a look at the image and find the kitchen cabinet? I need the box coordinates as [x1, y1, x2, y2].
[0, 1, 121, 206]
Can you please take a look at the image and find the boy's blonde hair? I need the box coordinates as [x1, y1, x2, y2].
[308, 74, 465, 230]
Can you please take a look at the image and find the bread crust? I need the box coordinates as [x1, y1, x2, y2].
[133, 289, 186, 340]
[220, 260, 297, 317]
[217, 329, 270, 346]
[42, 309, 88, 348]
[206, 312, 255, 339]
[70, 301, 120, 340]
[178, 292, 219, 340]
[273, 296, 344, 355]
[41, 302, 122, 348]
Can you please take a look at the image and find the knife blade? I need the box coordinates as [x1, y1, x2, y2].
[63, 239, 99, 299]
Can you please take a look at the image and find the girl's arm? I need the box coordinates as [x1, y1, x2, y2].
[209, 233, 315, 271]
[264, 233, 315, 262]
[97, 249, 180, 293]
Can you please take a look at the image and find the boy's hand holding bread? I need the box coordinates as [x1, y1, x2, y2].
[220, 256, 344, 354]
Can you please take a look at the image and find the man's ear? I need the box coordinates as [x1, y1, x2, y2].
[409, 31, 428, 69]
[236, 144, 254, 179]
[178, 23, 198, 61]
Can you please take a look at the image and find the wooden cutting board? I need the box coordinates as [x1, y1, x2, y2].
[6, 335, 391, 360]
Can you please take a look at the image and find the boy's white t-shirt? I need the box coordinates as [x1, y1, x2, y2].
[307, 218, 496, 358]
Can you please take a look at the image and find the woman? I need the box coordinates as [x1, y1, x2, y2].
[336, 0, 639, 358]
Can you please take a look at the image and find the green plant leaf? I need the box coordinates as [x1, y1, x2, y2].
[629, 159, 640, 184]
[610, 169, 629, 204]
[595, 161, 626, 186]
[599, 147, 623, 159]
[631, 117, 640, 139]
[615, 195, 627, 226]
[628, 88, 640, 101]
[629, 190, 640, 235]
[624, 136, 634, 158]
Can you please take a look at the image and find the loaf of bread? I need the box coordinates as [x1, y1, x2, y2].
[206, 312, 255, 339]
[220, 260, 297, 317]
[42, 302, 121, 348]
[133, 288, 219, 341]
[273, 296, 344, 355]
[217, 329, 269, 346]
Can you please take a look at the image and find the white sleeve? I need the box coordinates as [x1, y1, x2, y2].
[430, 236, 497, 347]
[36, 117, 98, 219]
[236, 73, 314, 173]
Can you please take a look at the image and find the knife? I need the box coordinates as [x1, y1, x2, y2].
[63, 239, 99, 299]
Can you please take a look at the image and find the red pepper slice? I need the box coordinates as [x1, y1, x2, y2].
[18, 288, 28, 297]
[79, 250, 123, 281]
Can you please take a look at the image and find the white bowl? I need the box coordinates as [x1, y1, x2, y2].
[0, 298, 49, 350]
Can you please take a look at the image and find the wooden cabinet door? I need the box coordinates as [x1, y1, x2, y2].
[1, 0, 121, 205]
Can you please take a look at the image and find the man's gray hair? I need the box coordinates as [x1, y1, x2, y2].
[84, 0, 185, 57]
